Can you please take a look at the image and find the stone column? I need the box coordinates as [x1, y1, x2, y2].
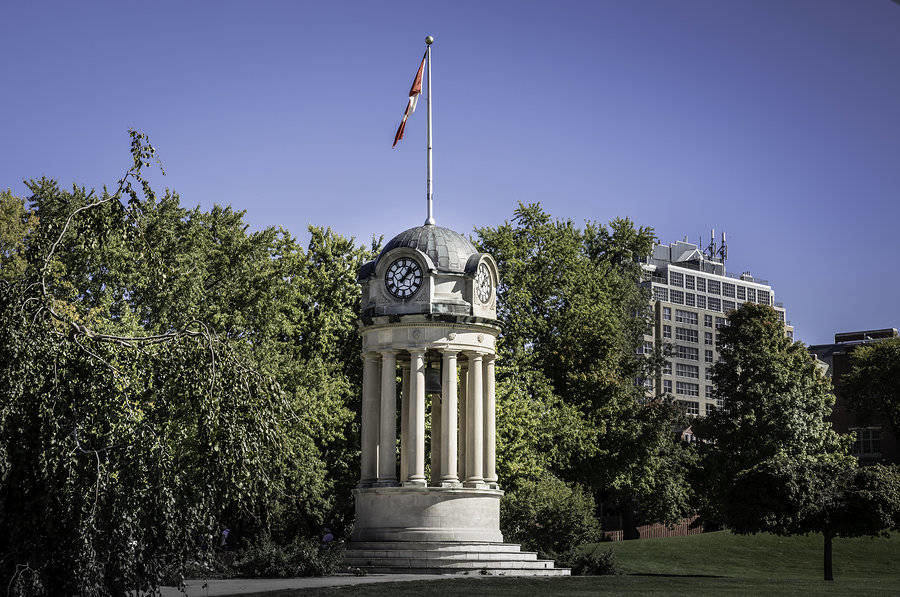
[430, 390, 442, 485]
[458, 362, 468, 482]
[483, 354, 498, 488]
[405, 348, 427, 486]
[376, 350, 398, 486]
[465, 352, 485, 488]
[360, 352, 381, 486]
[440, 349, 460, 486]
[400, 361, 410, 483]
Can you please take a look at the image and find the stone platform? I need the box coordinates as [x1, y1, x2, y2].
[344, 541, 571, 576]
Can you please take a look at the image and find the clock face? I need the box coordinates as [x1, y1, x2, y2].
[475, 262, 492, 304]
[385, 257, 423, 299]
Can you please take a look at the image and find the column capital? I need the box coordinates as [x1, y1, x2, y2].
[379, 348, 401, 356]
[464, 350, 487, 360]
[363, 351, 381, 362]
[407, 347, 427, 357]
[439, 347, 461, 356]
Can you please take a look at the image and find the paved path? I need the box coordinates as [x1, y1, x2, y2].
[159, 574, 477, 596]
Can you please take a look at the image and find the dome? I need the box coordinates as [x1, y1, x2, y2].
[378, 225, 478, 273]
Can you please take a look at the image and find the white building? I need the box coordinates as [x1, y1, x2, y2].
[640, 236, 792, 417]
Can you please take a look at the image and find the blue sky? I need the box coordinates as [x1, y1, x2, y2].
[2, 1, 898, 344]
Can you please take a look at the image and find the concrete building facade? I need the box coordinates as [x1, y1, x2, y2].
[640, 237, 792, 417]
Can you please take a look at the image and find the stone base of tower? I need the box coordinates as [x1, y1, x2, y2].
[347, 487, 570, 575]
[350, 486, 503, 543]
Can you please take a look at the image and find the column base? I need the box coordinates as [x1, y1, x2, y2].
[463, 480, 488, 489]
[402, 479, 427, 487]
[440, 479, 463, 488]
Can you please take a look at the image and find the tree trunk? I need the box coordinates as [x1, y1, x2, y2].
[824, 531, 833, 581]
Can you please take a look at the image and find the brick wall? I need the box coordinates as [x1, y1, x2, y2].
[602, 515, 703, 541]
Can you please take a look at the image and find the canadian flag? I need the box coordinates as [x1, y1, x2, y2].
[392, 51, 426, 148]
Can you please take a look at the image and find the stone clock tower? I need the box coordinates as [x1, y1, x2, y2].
[344, 223, 568, 575]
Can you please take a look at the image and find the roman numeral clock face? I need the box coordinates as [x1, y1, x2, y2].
[385, 258, 423, 299]
[475, 262, 492, 303]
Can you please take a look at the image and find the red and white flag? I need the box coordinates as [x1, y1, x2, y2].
[393, 51, 426, 148]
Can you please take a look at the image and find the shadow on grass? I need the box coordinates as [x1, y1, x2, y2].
[628, 573, 726, 578]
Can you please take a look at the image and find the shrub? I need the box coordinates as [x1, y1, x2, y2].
[562, 546, 620, 576]
[233, 536, 344, 578]
[500, 473, 602, 558]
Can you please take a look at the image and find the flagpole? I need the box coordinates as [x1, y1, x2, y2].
[424, 35, 435, 225]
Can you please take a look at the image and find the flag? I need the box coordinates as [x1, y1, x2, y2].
[393, 51, 426, 148]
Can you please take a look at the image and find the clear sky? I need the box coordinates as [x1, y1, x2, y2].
[2, 1, 898, 345]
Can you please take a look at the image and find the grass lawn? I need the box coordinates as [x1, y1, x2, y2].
[305, 531, 900, 596]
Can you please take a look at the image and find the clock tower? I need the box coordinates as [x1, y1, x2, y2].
[345, 223, 568, 575]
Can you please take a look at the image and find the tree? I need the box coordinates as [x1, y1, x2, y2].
[693, 303, 897, 580]
[476, 203, 695, 534]
[841, 337, 900, 437]
[0, 131, 376, 594]
[0, 189, 36, 281]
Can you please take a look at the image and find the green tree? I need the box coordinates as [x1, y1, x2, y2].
[841, 337, 900, 437]
[692, 302, 890, 581]
[477, 203, 694, 534]
[0, 131, 375, 594]
[0, 189, 36, 280]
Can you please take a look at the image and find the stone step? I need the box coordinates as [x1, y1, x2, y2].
[347, 541, 522, 553]
[349, 566, 571, 577]
[345, 549, 538, 561]
[345, 557, 558, 570]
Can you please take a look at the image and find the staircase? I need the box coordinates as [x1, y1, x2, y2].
[344, 541, 571, 576]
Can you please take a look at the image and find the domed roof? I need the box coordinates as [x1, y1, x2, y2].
[378, 224, 478, 273]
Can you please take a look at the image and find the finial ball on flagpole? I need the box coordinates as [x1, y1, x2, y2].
[425, 35, 434, 45]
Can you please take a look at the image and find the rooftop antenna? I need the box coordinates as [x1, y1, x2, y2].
[718, 231, 728, 263]
[707, 229, 717, 260]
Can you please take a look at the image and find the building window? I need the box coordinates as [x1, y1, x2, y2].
[706, 385, 714, 398]
[705, 367, 713, 380]
[653, 286, 668, 302]
[643, 341, 654, 355]
[704, 314, 713, 327]
[708, 297, 721, 312]
[705, 403, 716, 416]
[723, 300, 736, 313]
[663, 360, 672, 375]
[746, 287, 756, 302]
[696, 278, 706, 292]
[722, 283, 735, 298]
[696, 295, 707, 309]
[663, 324, 672, 339]
[663, 379, 672, 394]
[787, 330, 794, 340]
[685, 275, 695, 290]
[705, 349, 713, 363]
[663, 306, 671, 320]
[777, 310, 785, 322]
[670, 289, 684, 305]
[737, 286, 746, 300]
[758, 290, 770, 306]
[715, 317, 726, 329]
[676, 345, 699, 361]
[852, 428, 882, 457]
[707, 279, 721, 295]
[676, 363, 699, 379]
[685, 293, 696, 307]
[675, 309, 698, 325]
[676, 327, 699, 343]
[669, 271, 684, 287]
[705, 331, 713, 345]
[676, 400, 700, 416]
[675, 383, 700, 398]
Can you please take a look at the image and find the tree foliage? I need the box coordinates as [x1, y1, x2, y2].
[476, 203, 694, 527]
[694, 303, 897, 581]
[841, 337, 900, 436]
[0, 189, 36, 281]
[0, 132, 375, 595]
